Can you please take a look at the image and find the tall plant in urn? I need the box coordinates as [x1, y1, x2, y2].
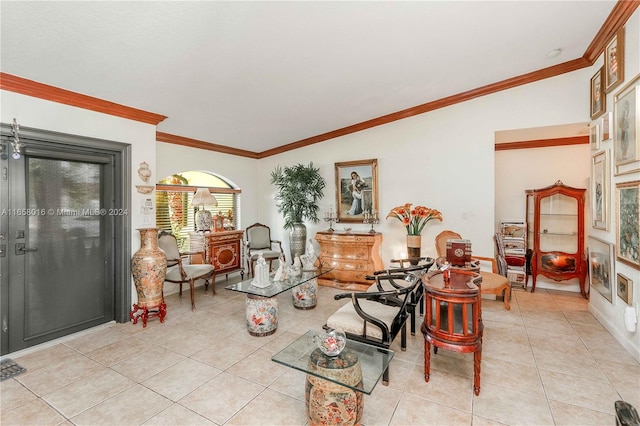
[130, 227, 167, 327]
[270, 162, 326, 260]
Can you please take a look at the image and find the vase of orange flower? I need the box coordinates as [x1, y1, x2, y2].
[387, 204, 443, 263]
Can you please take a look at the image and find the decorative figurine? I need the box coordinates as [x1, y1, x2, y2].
[288, 255, 302, 277]
[300, 239, 317, 270]
[273, 254, 288, 281]
[251, 253, 271, 287]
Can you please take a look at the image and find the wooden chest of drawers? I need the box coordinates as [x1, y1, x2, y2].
[204, 230, 245, 280]
[315, 231, 383, 291]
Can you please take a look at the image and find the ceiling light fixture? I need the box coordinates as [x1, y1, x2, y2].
[10, 118, 23, 160]
[546, 48, 562, 59]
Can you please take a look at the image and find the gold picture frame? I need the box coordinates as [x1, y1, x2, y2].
[613, 73, 640, 175]
[590, 122, 600, 151]
[590, 66, 606, 120]
[616, 180, 640, 270]
[605, 27, 625, 93]
[335, 159, 379, 223]
[591, 150, 609, 231]
[617, 273, 632, 305]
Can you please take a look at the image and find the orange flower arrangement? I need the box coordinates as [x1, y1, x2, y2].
[386, 203, 442, 235]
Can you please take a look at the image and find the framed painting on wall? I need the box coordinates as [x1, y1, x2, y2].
[605, 27, 625, 93]
[591, 150, 609, 231]
[590, 122, 600, 150]
[602, 111, 613, 142]
[617, 273, 633, 305]
[613, 73, 640, 175]
[335, 159, 379, 223]
[588, 236, 615, 303]
[616, 180, 640, 270]
[590, 66, 606, 120]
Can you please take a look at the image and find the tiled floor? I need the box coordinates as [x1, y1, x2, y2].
[1, 278, 639, 426]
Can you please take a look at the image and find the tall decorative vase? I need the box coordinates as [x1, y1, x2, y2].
[130, 227, 167, 327]
[406, 234, 422, 265]
[290, 222, 307, 260]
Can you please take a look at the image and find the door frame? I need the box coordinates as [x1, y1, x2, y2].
[0, 123, 132, 353]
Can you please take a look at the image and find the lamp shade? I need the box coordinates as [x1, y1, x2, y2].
[190, 187, 218, 207]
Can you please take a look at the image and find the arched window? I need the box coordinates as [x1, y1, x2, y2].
[155, 171, 241, 250]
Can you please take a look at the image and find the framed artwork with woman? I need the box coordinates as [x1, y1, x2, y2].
[335, 159, 379, 223]
[605, 27, 624, 93]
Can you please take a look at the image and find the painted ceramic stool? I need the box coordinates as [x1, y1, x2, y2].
[306, 348, 363, 426]
[292, 278, 317, 309]
[245, 294, 278, 336]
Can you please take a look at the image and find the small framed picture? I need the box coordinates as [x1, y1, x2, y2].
[605, 27, 625, 93]
[591, 150, 609, 231]
[590, 122, 600, 150]
[601, 111, 613, 142]
[588, 236, 615, 303]
[617, 273, 632, 305]
[613, 73, 639, 175]
[335, 159, 379, 223]
[616, 180, 640, 270]
[590, 66, 606, 120]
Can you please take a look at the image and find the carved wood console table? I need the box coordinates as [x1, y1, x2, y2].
[315, 231, 383, 291]
[204, 230, 245, 282]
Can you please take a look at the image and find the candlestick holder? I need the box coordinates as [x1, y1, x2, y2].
[363, 212, 379, 233]
[324, 210, 338, 232]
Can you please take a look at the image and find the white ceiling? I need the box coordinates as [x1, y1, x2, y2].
[1, 1, 616, 153]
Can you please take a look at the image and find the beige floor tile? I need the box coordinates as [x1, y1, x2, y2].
[63, 326, 127, 354]
[42, 368, 134, 418]
[13, 343, 79, 373]
[178, 371, 265, 424]
[157, 328, 219, 357]
[85, 335, 152, 366]
[225, 348, 288, 386]
[190, 337, 258, 370]
[362, 383, 402, 425]
[0, 379, 38, 412]
[472, 382, 553, 425]
[539, 368, 619, 415]
[481, 338, 536, 366]
[389, 393, 472, 425]
[404, 364, 474, 412]
[532, 347, 608, 381]
[1, 397, 66, 426]
[548, 399, 616, 425]
[110, 346, 185, 382]
[16, 354, 104, 396]
[143, 358, 222, 402]
[481, 356, 544, 395]
[70, 384, 172, 426]
[142, 403, 215, 425]
[268, 368, 307, 401]
[226, 388, 307, 425]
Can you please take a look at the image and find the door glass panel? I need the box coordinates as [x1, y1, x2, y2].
[25, 158, 106, 338]
[539, 194, 578, 253]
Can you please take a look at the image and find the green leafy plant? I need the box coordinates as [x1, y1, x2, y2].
[270, 162, 326, 229]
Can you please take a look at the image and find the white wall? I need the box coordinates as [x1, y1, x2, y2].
[257, 69, 591, 267]
[495, 144, 591, 292]
[0, 90, 158, 304]
[586, 10, 640, 362]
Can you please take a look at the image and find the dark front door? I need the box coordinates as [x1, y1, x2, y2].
[1, 127, 127, 355]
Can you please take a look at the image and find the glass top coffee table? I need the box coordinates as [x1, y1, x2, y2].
[272, 330, 394, 424]
[225, 268, 331, 336]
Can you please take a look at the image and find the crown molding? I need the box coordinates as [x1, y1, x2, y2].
[584, 0, 639, 63]
[495, 136, 588, 151]
[156, 132, 259, 159]
[0, 73, 167, 125]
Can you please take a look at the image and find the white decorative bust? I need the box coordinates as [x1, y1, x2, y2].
[273, 253, 288, 281]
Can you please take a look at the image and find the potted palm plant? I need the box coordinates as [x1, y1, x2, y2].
[270, 162, 326, 259]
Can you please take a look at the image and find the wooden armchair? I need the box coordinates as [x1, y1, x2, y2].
[325, 270, 423, 385]
[158, 231, 215, 310]
[434, 230, 511, 310]
[245, 223, 284, 276]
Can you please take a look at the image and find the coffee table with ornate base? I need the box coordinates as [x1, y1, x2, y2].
[225, 269, 331, 336]
[272, 330, 394, 426]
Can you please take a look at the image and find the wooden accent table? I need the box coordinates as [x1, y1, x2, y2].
[315, 231, 383, 291]
[204, 230, 245, 281]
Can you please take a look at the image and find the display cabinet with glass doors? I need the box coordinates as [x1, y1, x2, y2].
[525, 180, 587, 298]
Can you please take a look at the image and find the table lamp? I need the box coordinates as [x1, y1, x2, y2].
[191, 187, 218, 231]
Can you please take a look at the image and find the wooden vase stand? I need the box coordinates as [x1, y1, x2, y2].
[130, 301, 167, 328]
